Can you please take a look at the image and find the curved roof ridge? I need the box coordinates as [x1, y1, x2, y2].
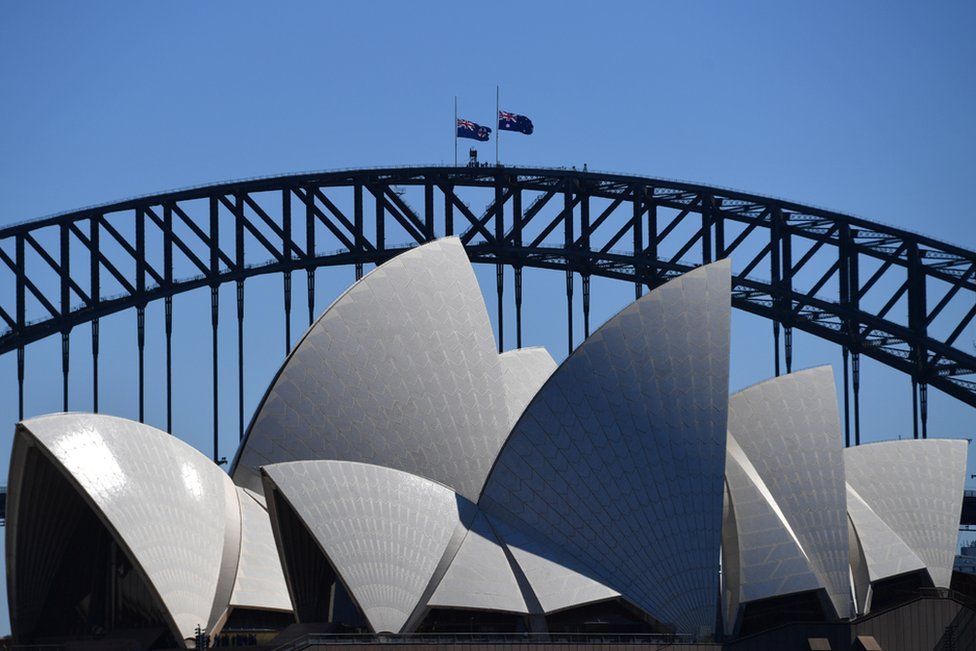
[261, 459, 474, 634]
[233, 238, 510, 501]
[479, 260, 731, 633]
[725, 366, 851, 619]
[844, 438, 968, 588]
[12, 414, 241, 644]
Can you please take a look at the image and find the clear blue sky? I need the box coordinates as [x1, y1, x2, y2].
[1, 1, 975, 636]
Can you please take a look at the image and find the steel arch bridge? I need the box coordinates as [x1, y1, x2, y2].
[1, 166, 975, 461]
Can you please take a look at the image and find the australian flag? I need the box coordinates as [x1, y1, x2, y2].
[457, 118, 491, 142]
[498, 110, 534, 135]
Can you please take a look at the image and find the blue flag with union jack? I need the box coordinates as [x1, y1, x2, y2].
[498, 110, 534, 135]
[457, 118, 492, 141]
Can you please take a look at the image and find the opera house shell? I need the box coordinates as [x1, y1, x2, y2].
[5, 238, 969, 647]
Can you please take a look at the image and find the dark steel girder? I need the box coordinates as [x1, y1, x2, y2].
[2, 166, 975, 410]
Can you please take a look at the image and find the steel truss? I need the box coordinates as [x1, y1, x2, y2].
[1, 166, 974, 458]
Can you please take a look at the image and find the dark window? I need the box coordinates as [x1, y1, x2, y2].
[271, 489, 367, 631]
[13, 447, 175, 647]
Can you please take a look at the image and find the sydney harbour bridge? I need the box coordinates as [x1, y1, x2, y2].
[1, 166, 974, 483]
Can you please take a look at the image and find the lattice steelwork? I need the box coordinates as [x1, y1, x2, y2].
[1, 166, 974, 459]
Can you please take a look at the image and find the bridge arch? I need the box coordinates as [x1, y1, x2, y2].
[1, 166, 973, 456]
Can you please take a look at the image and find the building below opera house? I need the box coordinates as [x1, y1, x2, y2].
[5, 239, 974, 649]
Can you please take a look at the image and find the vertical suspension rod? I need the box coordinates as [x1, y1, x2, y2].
[135, 208, 145, 422]
[496, 264, 504, 353]
[209, 196, 220, 462]
[60, 222, 70, 412]
[564, 184, 574, 355]
[852, 351, 861, 445]
[61, 332, 69, 412]
[354, 184, 364, 280]
[919, 382, 928, 439]
[136, 307, 145, 422]
[15, 233, 25, 420]
[515, 266, 523, 349]
[165, 297, 173, 433]
[211, 286, 219, 462]
[91, 319, 99, 413]
[495, 178, 504, 352]
[842, 347, 851, 447]
[784, 327, 793, 374]
[581, 191, 590, 339]
[17, 346, 24, 421]
[237, 280, 245, 440]
[235, 192, 246, 440]
[912, 378, 919, 439]
[91, 214, 101, 413]
[163, 204, 173, 432]
[513, 186, 523, 348]
[634, 185, 643, 300]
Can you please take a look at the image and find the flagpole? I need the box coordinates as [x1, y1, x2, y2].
[495, 85, 500, 166]
[454, 96, 458, 167]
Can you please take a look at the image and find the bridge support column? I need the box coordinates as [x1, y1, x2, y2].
[17, 345, 24, 420]
[843, 346, 850, 447]
[773, 321, 781, 377]
[515, 266, 523, 349]
[164, 297, 172, 434]
[566, 270, 574, 356]
[582, 274, 591, 339]
[912, 378, 919, 439]
[283, 272, 292, 355]
[61, 330, 70, 412]
[784, 326, 793, 374]
[237, 280, 245, 441]
[92, 318, 99, 414]
[496, 264, 504, 353]
[137, 307, 145, 423]
[852, 351, 861, 445]
[211, 285, 219, 463]
[307, 269, 315, 327]
[920, 382, 928, 439]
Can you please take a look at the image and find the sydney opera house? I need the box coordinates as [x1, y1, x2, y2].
[4, 238, 971, 648]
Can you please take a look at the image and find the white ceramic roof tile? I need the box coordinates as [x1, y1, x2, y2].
[480, 261, 731, 634]
[487, 513, 619, 614]
[262, 460, 469, 633]
[846, 483, 926, 613]
[428, 511, 528, 613]
[232, 238, 510, 502]
[16, 414, 239, 643]
[724, 434, 823, 608]
[229, 487, 293, 612]
[844, 439, 967, 589]
[725, 367, 851, 619]
[498, 347, 557, 429]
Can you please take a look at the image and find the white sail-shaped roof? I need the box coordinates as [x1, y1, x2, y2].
[428, 511, 528, 614]
[8, 414, 241, 646]
[487, 513, 619, 614]
[233, 238, 510, 502]
[229, 487, 293, 613]
[480, 260, 731, 634]
[846, 483, 927, 613]
[262, 460, 471, 634]
[724, 433, 824, 621]
[725, 367, 851, 620]
[844, 439, 967, 589]
[498, 347, 557, 429]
